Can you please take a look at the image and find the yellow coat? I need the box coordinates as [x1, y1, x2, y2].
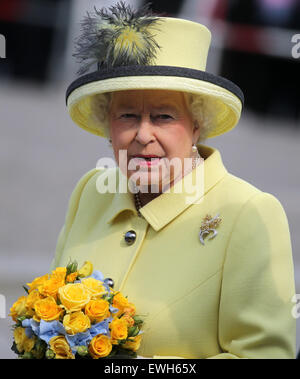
[51, 144, 296, 359]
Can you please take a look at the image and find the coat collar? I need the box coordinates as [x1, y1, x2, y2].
[106, 144, 227, 231]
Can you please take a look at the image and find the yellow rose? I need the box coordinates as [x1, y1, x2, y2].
[49, 336, 75, 359]
[85, 299, 110, 323]
[81, 278, 107, 299]
[123, 334, 142, 352]
[37, 267, 67, 299]
[23, 335, 36, 353]
[14, 327, 36, 353]
[63, 311, 91, 335]
[66, 272, 78, 283]
[78, 261, 93, 278]
[123, 302, 136, 317]
[27, 274, 49, 293]
[58, 283, 91, 312]
[88, 335, 112, 359]
[110, 318, 128, 342]
[9, 296, 27, 322]
[26, 290, 43, 312]
[121, 314, 135, 327]
[112, 292, 129, 316]
[51, 267, 67, 281]
[34, 297, 63, 321]
[13, 327, 27, 352]
[38, 276, 65, 299]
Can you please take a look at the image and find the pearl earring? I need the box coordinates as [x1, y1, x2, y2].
[192, 144, 201, 170]
[192, 144, 198, 153]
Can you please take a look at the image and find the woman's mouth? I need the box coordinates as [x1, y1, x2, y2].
[130, 155, 163, 167]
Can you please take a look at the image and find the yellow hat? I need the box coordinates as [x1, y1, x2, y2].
[66, 2, 244, 139]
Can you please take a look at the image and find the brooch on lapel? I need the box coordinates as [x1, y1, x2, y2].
[199, 214, 222, 245]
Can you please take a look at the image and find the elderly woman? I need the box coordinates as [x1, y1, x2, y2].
[51, 3, 296, 358]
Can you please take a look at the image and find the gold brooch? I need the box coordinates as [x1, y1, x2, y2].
[199, 214, 222, 245]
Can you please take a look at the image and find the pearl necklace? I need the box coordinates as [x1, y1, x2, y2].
[134, 192, 143, 217]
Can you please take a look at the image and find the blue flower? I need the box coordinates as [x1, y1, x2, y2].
[90, 320, 110, 338]
[22, 319, 66, 344]
[109, 305, 119, 314]
[22, 318, 41, 338]
[89, 270, 104, 282]
[38, 320, 66, 344]
[65, 331, 92, 355]
[22, 318, 36, 338]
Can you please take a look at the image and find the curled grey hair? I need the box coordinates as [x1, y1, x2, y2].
[90, 91, 219, 142]
[183, 92, 220, 142]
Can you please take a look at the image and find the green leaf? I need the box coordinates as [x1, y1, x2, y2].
[45, 349, 55, 359]
[66, 259, 78, 275]
[113, 347, 137, 359]
[106, 347, 117, 358]
[76, 345, 89, 357]
[11, 341, 20, 356]
[22, 286, 29, 294]
[21, 352, 34, 359]
[103, 293, 114, 304]
[133, 316, 143, 325]
[118, 339, 126, 345]
[128, 326, 139, 337]
[16, 316, 26, 325]
[32, 339, 47, 359]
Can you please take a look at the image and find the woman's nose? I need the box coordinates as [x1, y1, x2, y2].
[135, 114, 155, 145]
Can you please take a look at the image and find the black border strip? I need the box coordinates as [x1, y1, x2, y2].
[66, 65, 244, 105]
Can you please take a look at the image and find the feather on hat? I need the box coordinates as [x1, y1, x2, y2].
[73, 2, 161, 74]
[66, 1, 244, 139]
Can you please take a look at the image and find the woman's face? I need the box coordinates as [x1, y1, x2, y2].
[109, 89, 201, 192]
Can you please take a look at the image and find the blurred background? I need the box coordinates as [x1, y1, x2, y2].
[0, 0, 299, 358]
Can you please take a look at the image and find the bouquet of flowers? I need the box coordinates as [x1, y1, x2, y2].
[9, 261, 143, 359]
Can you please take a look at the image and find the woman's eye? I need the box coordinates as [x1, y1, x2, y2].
[120, 114, 137, 119]
[155, 114, 174, 120]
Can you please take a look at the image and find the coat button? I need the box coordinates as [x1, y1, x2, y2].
[124, 230, 136, 245]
